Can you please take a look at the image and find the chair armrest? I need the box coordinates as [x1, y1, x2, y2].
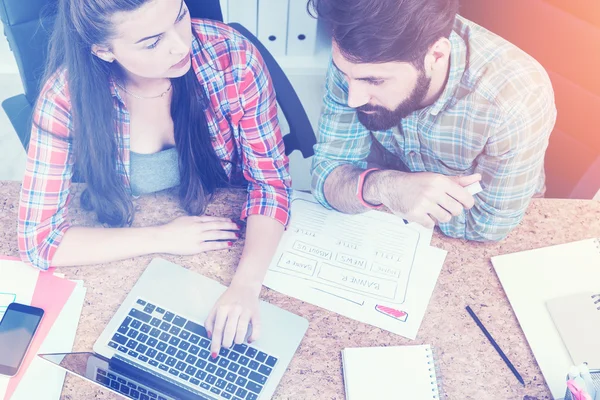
[2, 94, 33, 150]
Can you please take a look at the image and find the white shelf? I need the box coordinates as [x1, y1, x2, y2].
[278, 54, 329, 76]
[223, 0, 332, 76]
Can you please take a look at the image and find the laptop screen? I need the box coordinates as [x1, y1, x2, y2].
[39, 352, 209, 400]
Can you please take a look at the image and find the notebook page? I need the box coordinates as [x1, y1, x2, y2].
[491, 238, 600, 399]
[342, 345, 439, 400]
[546, 292, 600, 369]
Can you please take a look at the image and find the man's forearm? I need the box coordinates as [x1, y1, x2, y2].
[323, 165, 391, 213]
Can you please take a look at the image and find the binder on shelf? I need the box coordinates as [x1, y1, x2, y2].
[287, 0, 319, 56]
[257, 0, 289, 56]
[228, 0, 258, 36]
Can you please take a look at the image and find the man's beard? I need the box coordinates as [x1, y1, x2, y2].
[357, 71, 431, 131]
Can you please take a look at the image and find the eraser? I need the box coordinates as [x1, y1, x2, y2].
[465, 181, 483, 195]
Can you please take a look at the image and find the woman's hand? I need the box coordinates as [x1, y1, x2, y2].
[201, 215, 283, 355]
[158, 216, 239, 255]
[204, 281, 261, 357]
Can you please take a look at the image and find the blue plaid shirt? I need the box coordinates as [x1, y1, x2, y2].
[311, 16, 557, 241]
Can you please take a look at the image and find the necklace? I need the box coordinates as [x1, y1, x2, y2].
[116, 81, 172, 99]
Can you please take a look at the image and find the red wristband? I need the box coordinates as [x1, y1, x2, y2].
[356, 168, 384, 209]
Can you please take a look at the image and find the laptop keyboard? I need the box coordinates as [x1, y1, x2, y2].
[95, 367, 172, 400]
[107, 298, 279, 400]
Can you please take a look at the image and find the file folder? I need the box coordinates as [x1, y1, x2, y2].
[287, 0, 318, 56]
[257, 0, 289, 56]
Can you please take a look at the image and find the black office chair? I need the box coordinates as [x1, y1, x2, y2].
[0, 0, 316, 159]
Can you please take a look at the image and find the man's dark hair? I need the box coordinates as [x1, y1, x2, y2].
[308, 0, 459, 65]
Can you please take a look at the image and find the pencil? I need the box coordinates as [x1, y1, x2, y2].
[465, 305, 525, 386]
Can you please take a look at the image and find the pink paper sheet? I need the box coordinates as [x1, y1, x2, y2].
[3, 264, 76, 400]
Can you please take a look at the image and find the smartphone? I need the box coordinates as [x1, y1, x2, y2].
[0, 303, 44, 376]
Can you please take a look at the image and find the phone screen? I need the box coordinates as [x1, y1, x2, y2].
[0, 304, 44, 376]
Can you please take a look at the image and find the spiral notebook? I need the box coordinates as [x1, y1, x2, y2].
[492, 237, 600, 399]
[547, 292, 600, 369]
[342, 345, 442, 400]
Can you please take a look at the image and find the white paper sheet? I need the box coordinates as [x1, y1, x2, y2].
[264, 192, 446, 339]
[10, 283, 86, 400]
[491, 238, 600, 399]
[0, 260, 39, 319]
[0, 259, 86, 400]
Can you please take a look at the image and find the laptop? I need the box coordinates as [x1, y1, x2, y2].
[40, 258, 308, 400]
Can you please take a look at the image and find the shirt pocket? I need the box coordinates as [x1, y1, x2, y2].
[421, 138, 480, 175]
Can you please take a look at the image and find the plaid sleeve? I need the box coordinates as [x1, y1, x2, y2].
[237, 40, 291, 226]
[310, 60, 372, 209]
[18, 72, 74, 270]
[438, 84, 557, 241]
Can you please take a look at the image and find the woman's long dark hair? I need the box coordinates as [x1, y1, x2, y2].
[43, 0, 227, 226]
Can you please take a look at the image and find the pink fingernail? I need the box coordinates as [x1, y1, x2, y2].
[207, 331, 212, 339]
[211, 352, 218, 359]
[228, 241, 233, 246]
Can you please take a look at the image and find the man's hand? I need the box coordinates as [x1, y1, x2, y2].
[373, 171, 481, 228]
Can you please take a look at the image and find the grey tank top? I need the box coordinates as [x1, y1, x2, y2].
[129, 147, 180, 196]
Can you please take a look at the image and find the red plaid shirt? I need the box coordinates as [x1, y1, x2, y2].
[18, 19, 291, 270]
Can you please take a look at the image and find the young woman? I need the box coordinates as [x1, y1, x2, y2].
[18, 0, 291, 356]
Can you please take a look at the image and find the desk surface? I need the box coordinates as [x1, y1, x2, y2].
[2, 180, 600, 400]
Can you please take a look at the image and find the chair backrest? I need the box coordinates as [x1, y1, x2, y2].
[186, 0, 223, 22]
[1, 0, 316, 159]
[0, 0, 57, 104]
[0, 0, 222, 104]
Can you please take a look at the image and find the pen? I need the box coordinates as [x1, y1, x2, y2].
[465, 305, 525, 386]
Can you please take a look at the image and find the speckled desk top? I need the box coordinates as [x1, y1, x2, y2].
[2, 180, 600, 400]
